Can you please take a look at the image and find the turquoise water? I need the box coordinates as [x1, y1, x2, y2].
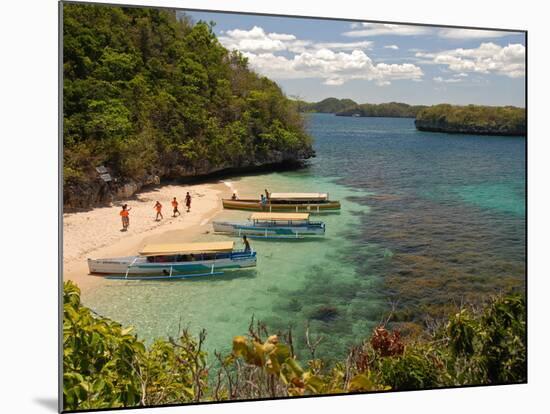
[82, 114, 526, 362]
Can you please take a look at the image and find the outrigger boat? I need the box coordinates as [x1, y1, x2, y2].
[213, 212, 326, 239]
[87, 241, 256, 280]
[222, 192, 341, 212]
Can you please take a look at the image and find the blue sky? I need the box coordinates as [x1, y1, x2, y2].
[179, 10, 525, 106]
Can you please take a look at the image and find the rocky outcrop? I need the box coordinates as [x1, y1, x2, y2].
[63, 147, 315, 210]
[414, 119, 526, 136]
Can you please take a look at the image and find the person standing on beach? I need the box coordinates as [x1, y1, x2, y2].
[120, 204, 131, 231]
[171, 197, 180, 217]
[260, 194, 267, 210]
[185, 192, 192, 212]
[154, 201, 163, 221]
[243, 235, 251, 253]
[264, 189, 270, 200]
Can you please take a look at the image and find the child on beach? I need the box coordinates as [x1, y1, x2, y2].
[120, 204, 131, 231]
[185, 192, 192, 212]
[171, 197, 180, 217]
[154, 201, 163, 221]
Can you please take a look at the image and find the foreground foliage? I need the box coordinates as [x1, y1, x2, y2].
[63, 281, 208, 409]
[63, 281, 526, 410]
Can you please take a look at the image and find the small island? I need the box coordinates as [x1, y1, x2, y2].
[296, 98, 526, 136]
[414, 104, 526, 136]
[295, 98, 426, 118]
[336, 102, 427, 118]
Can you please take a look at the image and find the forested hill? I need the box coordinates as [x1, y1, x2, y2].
[336, 102, 427, 118]
[63, 4, 314, 208]
[295, 98, 426, 118]
[415, 104, 526, 136]
[294, 97, 358, 113]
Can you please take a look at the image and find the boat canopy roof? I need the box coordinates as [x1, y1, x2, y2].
[269, 192, 328, 201]
[250, 212, 310, 221]
[139, 241, 235, 256]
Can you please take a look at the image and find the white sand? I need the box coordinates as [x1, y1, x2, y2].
[63, 182, 230, 291]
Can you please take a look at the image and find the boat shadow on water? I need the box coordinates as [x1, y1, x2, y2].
[104, 268, 258, 285]
[247, 236, 329, 243]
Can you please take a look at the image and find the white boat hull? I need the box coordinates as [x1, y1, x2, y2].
[212, 221, 325, 237]
[87, 253, 256, 276]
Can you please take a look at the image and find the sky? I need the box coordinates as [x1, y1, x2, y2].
[178, 10, 526, 106]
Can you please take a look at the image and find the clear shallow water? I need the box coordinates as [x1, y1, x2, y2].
[82, 114, 526, 362]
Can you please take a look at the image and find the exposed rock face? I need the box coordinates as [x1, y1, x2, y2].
[414, 119, 526, 136]
[63, 147, 315, 210]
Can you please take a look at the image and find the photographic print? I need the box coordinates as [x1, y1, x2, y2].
[61, 1, 526, 411]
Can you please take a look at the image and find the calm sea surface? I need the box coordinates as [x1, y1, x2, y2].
[83, 114, 526, 362]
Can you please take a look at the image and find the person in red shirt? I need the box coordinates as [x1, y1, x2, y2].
[171, 197, 180, 217]
[120, 204, 131, 231]
[154, 201, 163, 221]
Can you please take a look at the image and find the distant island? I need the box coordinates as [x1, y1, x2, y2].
[296, 98, 525, 136]
[415, 104, 526, 136]
[294, 98, 425, 118]
[293, 97, 358, 114]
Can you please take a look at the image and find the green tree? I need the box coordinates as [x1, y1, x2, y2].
[63, 3, 313, 207]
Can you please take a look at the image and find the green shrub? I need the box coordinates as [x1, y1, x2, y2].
[63, 279, 526, 409]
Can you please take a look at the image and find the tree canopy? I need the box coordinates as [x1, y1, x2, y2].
[63, 4, 312, 192]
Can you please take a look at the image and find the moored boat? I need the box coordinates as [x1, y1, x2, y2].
[222, 192, 341, 212]
[87, 241, 256, 280]
[213, 212, 325, 239]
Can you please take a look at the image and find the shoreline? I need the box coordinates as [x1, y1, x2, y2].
[63, 181, 231, 293]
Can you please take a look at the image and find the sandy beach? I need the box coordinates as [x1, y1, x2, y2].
[63, 181, 232, 292]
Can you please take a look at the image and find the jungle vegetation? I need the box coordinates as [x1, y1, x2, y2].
[63, 4, 312, 188]
[63, 280, 526, 410]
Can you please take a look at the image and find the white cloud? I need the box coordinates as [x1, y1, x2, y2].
[384, 45, 399, 50]
[433, 76, 462, 83]
[324, 77, 345, 86]
[417, 42, 525, 78]
[438, 28, 520, 40]
[219, 26, 292, 53]
[343, 22, 432, 37]
[243, 49, 423, 86]
[218, 25, 423, 86]
[219, 26, 372, 54]
[315, 41, 373, 50]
